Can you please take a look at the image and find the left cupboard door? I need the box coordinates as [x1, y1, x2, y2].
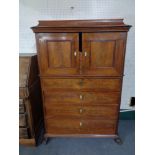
[36, 33, 79, 76]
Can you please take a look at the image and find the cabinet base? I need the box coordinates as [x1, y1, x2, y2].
[43, 134, 123, 145]
[44, 133, 118, 138]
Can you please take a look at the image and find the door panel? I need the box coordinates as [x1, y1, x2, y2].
[48, 41, 72, 68]
[91, 41, 115, 68]
[83, 33, 127, 76]
[36, 33, 79, 76]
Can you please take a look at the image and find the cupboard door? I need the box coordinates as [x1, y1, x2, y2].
[36, 33, 79, 76]
[83, 33, 127, 76]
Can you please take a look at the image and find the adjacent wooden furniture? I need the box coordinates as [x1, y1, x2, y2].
[31, 19, 131, 144]
[19, 54, 43, 146]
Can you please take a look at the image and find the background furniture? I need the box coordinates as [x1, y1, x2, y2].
[31, 19, 131, 144]
[19, 54, 43, 146]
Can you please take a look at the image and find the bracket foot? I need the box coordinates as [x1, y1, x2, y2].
[43, 137, 49, 145]
[114, 136, 123, 145]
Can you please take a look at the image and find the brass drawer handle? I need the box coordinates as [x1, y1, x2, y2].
[74, 51, 77, 56]
[80, 122, 83, 127]
[79, 108, 83, 114]
[80, 95, 83, 100]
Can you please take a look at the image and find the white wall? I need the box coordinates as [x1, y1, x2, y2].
[19, 0, 135, 109]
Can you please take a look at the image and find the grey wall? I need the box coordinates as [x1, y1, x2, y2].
[19, 0, 135, 109]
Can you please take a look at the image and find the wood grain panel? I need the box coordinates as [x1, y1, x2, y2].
[91, 41, 115, 67]
[47, 41, 71, 68]
[31, 19, 131, 33]
[19, 128, 29, 138]
[36, 33, 79, 76]
[43, 91, 120, 105]
[19, 99, 25, 113]
[46, 118, 116, 135]
[19, 138, 35, 146]
[19, 113, 27, 127]
[44, 105, 118, 120]
[83, 32, 127, 76]
[42, 78, 121, 91]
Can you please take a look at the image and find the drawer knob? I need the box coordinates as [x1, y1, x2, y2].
[79, 108, 83, 113]
[80, 122, 83, 127]
[84, 51, 87, 57]
[80, 95, 83, 100]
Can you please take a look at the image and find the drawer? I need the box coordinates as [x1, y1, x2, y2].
[19, 87, 29, 98]
[19, 113, 27, 127]
[44, 105, 118, 120]
[44, 91, 120, 105]
[19, 127, 29, 138]
[46, 118, 116, 135]
[42, 78, 121, 91]
[19, 99, 25, 113]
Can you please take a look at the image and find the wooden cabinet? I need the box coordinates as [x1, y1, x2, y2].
[19, 54, 43, 146]
[32, 19, 131, 141]
[36, 32, 126, 77]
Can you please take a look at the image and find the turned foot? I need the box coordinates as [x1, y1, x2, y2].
[114, 136, 123, 145]
[43, 137, 49, 145]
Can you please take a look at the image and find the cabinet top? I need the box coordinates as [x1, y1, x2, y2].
[31, 19, 131, 33]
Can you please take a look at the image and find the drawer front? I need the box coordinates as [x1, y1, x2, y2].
[46, 118, 116, 135]
[19, 87, 29, 98]
[44, 105, 118, 120]
[19, 114, 27, 127]
[19, 106, 25, 114]
[19, 127, 29, 138]
[19, 99, 25, 113]
[42, 78, 121, 91]
[44, 91, 120, 105]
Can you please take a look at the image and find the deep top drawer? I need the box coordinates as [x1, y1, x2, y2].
[42, 78, 121, 91]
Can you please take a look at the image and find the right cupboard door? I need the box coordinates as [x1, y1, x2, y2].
[82, 33, 127, 76]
